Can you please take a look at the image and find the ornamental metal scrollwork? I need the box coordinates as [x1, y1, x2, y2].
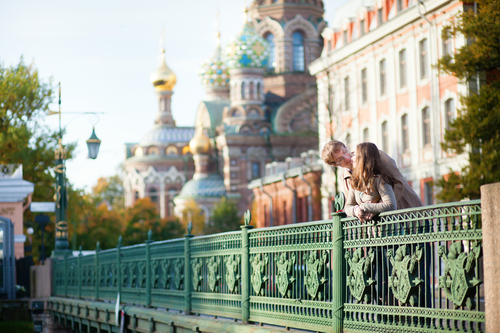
[173, 258, 184, 290]
[251, 254, 269, 296]
[139, 261, 146, 288]
[161, 259, 171, 289]
[112, 264, 118, 287]
[388, 245, 423, 306]
[99, 266, 106, 286]
[129, 262, 137, 287]
[225, 254, 240, 293]
[121, 263, 128, 287]
[151, 260, 159, 288]
[438, 241, 482, 310]
[105, 265, 111, 286]
[207, 257, 221, 292]
[304, 250, 328, 300]
[191, 258, 203, 291]
[346, 248, 375, 303]
[275, 252, 296, 298]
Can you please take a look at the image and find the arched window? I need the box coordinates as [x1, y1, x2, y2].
[266, 33, 275, 71]
[363, 128, 370, 142]
[249, 81, 254, 99]
[292, 32, 305, 71]
[241, 82, 246, 99]
[257, 82, 261, 99]
[134, 191, 140, 202]
[149, 188, 158, 203]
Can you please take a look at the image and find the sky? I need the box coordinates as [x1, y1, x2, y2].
[0, 0, 342, 192]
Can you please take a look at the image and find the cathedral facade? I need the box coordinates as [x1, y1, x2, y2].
[124, 0, 326, 220]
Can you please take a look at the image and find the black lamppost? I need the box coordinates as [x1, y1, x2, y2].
[50, 83, 102, 258]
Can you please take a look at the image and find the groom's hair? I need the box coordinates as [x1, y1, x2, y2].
[321, 140, 346, 165]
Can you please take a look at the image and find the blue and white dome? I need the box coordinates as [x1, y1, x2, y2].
[225, 23, 269, 69]
[139, 125, 195, 146]
[176, 174, 226, 199]
[199, 46, 230, 87]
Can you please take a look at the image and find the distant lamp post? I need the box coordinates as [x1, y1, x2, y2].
[86, 127, 101, 159]
[49, 82, 103, 257]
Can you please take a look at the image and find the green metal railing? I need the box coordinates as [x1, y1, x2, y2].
[53, 200, 484, 333]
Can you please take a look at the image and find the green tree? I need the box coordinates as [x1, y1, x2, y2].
[0, 58, 77, 262]
[207, 197, 241, 234]
[121, 198, 183, 246]
[436, 0, 500, 201]
[91, 174, 125, 211]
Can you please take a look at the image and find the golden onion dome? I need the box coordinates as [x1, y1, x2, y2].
[189, 128, 211, 154]
[150, 49, 177, 91]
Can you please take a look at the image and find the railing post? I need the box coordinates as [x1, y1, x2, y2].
[64, 253, 68, 297]
[145, 230, 152, 308]
[241, 210, 254, 324]
[331, 212, 345, 333]
[184, 222, 194, 315]
[117, 236, 122, 297]
[95, 241, 100, 301]
[78, 246, 82, 299]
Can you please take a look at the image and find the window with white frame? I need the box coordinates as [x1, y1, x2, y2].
[345, 133, 351, 149]
[401, 114, 409, 152]
[397, 0, 404, 12]
[377, 8, 383, 26]
[419, 39, 428, 79]
[343, 30, 348, 45]
[442, 35, 453, 58]
[379, 59, 386, 96]
[360, 19, 365, 36]
[241, 82, 246, 99]
[399, 49, 407, 88]
[363, 128, 370, 142]
[381, 121, 389, 152]
[445, 98, 455, 130]
[344, 76, 350, 111]
[422, 107, 431, 146]
[361, 68, 368, 103]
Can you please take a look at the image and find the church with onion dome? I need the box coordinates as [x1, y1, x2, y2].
[124, 0, 326, 221]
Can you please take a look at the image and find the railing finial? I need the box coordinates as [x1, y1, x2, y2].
[96, 241, 100, 252]
[187, 221, 193, 235]
[147, 229, 152, 242]
[244, 209, 252, 226]
[118, 235, 122, 247]
[79, 245, 82, 255]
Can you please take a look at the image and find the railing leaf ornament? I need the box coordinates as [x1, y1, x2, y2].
[173, 258, 184, 290]
[139, 261, 146, 288]
[191, 258, 203, 291]
[334, 192, 345, 212]
[207, 257, 222, 292]
[129, 262, 137, 287]
[112, 263, 118, 287]
[121, 263, 128, 287]
[151, 260, 159, 288]
[304, 250, 329, 300]
[225, 254, 241, 293]
[244, 209, 252, 226]
[251, 254, 269, 296]
[346, 248, 375, 303]
[387, 245, 423, 306]
[161, 259, 171, 289]
[275, 252, 296, 298]
[438, 241, 482, 310]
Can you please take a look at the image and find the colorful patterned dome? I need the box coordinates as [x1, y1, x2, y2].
[199, 46, 230, 87]
[225, 23, 269, 69]
[176, 174, 226, 199]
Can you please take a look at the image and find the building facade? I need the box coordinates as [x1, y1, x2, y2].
[309, 0, 469, 219]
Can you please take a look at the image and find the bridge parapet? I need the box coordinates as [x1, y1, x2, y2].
[52, 200, 486, 333]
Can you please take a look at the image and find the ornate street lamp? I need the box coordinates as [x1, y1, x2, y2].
[86, 127, 101, 159]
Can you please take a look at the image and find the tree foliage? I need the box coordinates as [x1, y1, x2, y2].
[436, 0, 500, 201]
[180, 199, 206, 236]
[207, 197, 241, 234]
